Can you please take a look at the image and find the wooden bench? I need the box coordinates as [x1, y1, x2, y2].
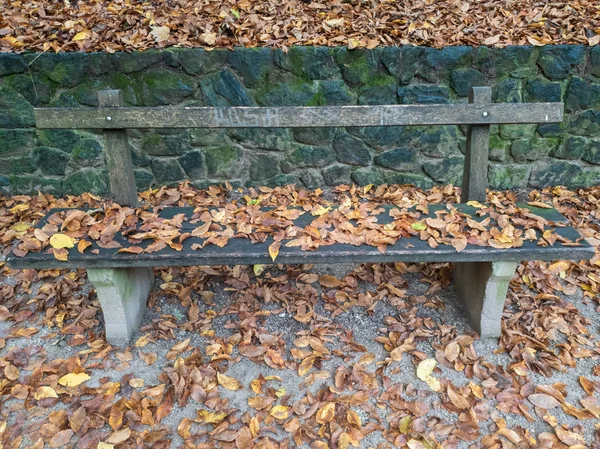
[7, 87, 595, 346]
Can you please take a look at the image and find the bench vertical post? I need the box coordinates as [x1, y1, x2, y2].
[87, 90, 154, 347]
[461, 86, 491, 203]
[99, 90, 139, 206]
[454, 86, 517, 339]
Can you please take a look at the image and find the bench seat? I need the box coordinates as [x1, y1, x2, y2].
[8, 204, 594, 270]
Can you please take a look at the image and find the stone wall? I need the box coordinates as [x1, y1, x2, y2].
[1, 45, 600, 196]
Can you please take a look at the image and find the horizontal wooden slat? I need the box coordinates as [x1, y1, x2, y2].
[6, 204, 594, 270]
[34, 103, 564, 129]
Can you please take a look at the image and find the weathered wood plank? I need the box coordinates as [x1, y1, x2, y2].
[461, 87, 492, 203]
[7, 204, 594, 270]
[99, 90, 138, 207]
[34, 103, 564, 129]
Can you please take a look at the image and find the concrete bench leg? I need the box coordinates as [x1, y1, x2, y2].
[87, 267, 154, 346]
[453, 261, 518, 339]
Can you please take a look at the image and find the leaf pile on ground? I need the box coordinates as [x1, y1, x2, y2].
[1, 0, 599, 53]
[0, 182, 599, 448]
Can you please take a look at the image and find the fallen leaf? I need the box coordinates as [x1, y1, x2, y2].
[217, 372, 242, 391]
[50, 233, 74, 249]
[270, 405, 290, 419]
[58, 372, 91, 387]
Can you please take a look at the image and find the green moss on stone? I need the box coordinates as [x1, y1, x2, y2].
[204, 145, 243, 177]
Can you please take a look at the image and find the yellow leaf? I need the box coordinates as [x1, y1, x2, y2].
[275, 387, 286, 397]
[249, 416, 260, 437]
[72, 30, 91, 41]
[253, 264, 265, 276]
[11, 222, 31, 232]
[348, 38, 360, 49]
[399, 415, 411, 434]
[197, 410, 227, 424]
[316, 402, 336, 424]
[98, 443, 115, 449]
[416, 359, 441, 392]
[58, 372, 90, 387]
[268, 241, 280, 262]
[217, 372, 242, 391]
[50, 233, 74, 249]
[411, 222, 427, 231]
[34, 386, 58, 400]
[270, 405, 290, 420]
[311, 205, 331, 216]
[466, 200, 484, 208]
[10, 203, 29, 213]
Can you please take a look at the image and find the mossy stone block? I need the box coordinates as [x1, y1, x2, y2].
[397, 85, 451, 104]
[530, 160, 582, 188]
[334, 48, 379, 86]
[174, 48, 227, 75]
[0, 129, 35, 156]
[385, 172, 434, 189]
[524, 78, 562, 103]
[421, 47, 473, 82]
[322, 164, 351, 186]
[320, 80, 356, 105]
[249, 154, 280, 181]
[288, 146, 336, 168]
[32, 53, 88, 87]
[493, 78, 522, 103]
[73, 79, 112, 107]
[374, 148, 418, 170]
[358, 75, 397, 105]
[583, 140, 600, 164]
[228, 47, 273, 88]
[134, 169, 155, 190]
[488, 163, 531, 189]
[64, 169, 109, 195]
[423, 155, 464, 184]
[293, 128, 336, 147]
[111, 50, 163, 73]
[33, 147, 71, 176]
[333, 133, 372, 165]
[0, 86, 34, 128]
[538, 45, 585, 80]
[142, 133, 190, 156]
[140, 69, 196, 105]
[151, 158, 185, 184]
[351, 167, 385, 186]
[212, 70, 252, 106]
[204, 145, 243, 177]
[287, 47, 340, 80]
[567, 111, 600, 137]
[552, 136, 587, 160]
[0, 54, 27, 76]
[450, 69, 487, 97]
[72, 138, 103, 163]
[179, 150, 206, 179]
[565, 77, 600, 112]
[229, 128, 292, 151]
[499, 124, 537, 140]
[4, 73, 53, 106]
[257, 80, 320, 106]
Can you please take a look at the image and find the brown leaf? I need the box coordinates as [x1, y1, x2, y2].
[528, 393, 561, 409]
[49, 430, 74, 448]
[106, 427, 132, 444]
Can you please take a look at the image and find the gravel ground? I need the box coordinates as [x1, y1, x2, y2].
[2, 258, 599, 448]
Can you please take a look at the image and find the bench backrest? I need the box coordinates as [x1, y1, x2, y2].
[34, 87, 564, 206]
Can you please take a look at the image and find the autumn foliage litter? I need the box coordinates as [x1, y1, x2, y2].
[0, 183, 600, 448]
[0, 0, 599, 53]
